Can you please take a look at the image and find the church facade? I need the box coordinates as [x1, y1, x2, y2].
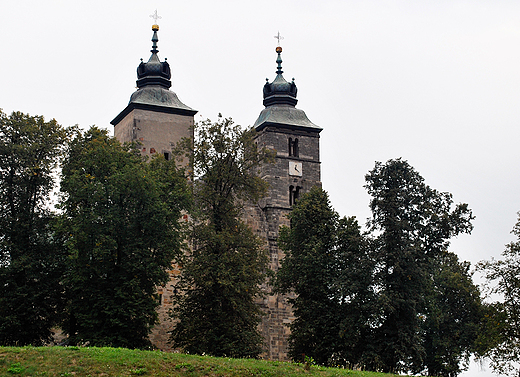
[111, 24, 322, 361]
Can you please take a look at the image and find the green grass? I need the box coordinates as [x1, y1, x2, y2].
[0, 346, 397, 377]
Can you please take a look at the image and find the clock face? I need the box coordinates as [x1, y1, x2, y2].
[289, 161, 302, 177]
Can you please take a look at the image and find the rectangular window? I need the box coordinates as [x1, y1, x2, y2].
[289, 186, 302, 206]
[288, 138, 299, 158]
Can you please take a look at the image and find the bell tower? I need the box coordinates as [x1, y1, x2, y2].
[111, 22, 197, 162]
[249, 43, 322, 361]
[111, 20, 197, 351]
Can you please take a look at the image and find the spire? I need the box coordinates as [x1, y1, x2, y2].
[136, 23, 172, 89]
[151, 24, 159, 55]
[262, 45, 298, 107]
[276, 46, 283, 75]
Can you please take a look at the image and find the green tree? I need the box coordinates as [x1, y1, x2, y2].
[276, 187, 374, 367]
[478, 213, 520, 376]
[423, 252, 485, 377]
[0, 110, 69, 346]
[59, 126, 190, 348]
[335, 216, 377, 368]
[170, 116, 271, 358]
[276, 187, 341, 365]
[364, 158, 474, 374]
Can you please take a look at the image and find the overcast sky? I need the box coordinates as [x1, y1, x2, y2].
[1, 1, 519, 375]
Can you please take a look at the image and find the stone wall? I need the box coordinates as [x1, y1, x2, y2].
[113, 108, 193, 164]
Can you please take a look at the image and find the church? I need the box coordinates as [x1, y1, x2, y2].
[111, 21, 322, 361]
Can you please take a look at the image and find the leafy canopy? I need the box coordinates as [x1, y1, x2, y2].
[59, 126, 190, 348]
[478, 212, 520, 376]
[170, 116, 271, 358]
[0, 110, 70, 346]
[364, 158, 475, 374]
[276, 186, 374, 367]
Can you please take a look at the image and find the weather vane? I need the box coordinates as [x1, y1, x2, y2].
[274, 31, 284, 46]
[150, 9, 162, 24]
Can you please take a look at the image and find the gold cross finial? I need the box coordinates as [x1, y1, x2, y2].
[150, 9, 162, 24]
[274, 31, 284, 46]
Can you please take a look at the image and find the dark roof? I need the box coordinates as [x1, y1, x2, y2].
[253, 105, 321, 132]
[111, 87, 197, 125]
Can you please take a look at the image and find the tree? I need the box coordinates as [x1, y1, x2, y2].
[477, 212, 520, 376]
[364, 158, 474, 374]
[170, 116, 271, 358]
[423, 252, 485, 377]
[335, 216, 377, 368]
[59, 126, 190, 348]
[276, 187, 374, 367]
[276, 187, 341, 365]
[0, 110, 69, 346]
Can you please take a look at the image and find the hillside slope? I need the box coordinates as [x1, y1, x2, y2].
[0, 346, 397, 377]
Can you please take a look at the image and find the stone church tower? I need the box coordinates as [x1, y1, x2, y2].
[111, 23, 197, 350]
[246, 45, 322, 361]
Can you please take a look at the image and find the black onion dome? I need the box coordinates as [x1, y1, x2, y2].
[136, 24, 171, 89]
[263, 46, 298, 107]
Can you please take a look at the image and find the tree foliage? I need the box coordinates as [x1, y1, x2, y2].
[170, 116, 271, 358]
[423, 252, 485, 377]
[364, 158, 476, 374]
[275, 161, 483, 375]
[478, 213, 520, 376]
[0, 110, 69, 346]
[276, 187, 374, 367]
[334, 216, 377, 368]
[59, 126, 190, 348]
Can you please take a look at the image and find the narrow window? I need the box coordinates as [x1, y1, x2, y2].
[289, 186, 301, 206]
[293, 139, 299, 157]
[288, 138, 293, 156]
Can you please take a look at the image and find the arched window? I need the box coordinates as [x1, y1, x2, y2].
[288, 138, 293, 156]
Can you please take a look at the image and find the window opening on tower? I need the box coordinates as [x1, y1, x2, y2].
[289, 138, 299, 157]
[289, 185, 301, 206]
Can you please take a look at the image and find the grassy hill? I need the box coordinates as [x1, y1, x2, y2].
[0, 346, 396, 377]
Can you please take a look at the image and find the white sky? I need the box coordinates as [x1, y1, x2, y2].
[1, 1, 519, 375]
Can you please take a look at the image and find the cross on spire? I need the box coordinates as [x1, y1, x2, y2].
[150, 9, 162, 24]
[274, 31, 284, 46]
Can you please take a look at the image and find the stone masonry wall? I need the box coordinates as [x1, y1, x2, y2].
[113, 109, 193, 165]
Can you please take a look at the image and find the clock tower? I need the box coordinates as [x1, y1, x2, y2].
[247, 45, 322, 361]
